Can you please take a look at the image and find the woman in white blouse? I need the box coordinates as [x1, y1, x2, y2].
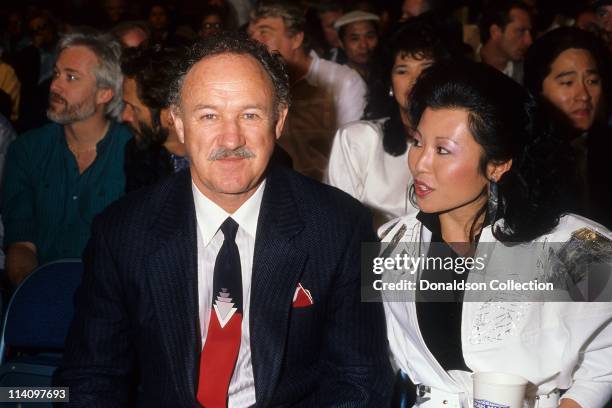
[380, 60, 612, 408]
[326, 15, 455, 228]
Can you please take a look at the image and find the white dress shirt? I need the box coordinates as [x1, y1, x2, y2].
[192, 180, 266, 408]
[306, 50, 367, 126]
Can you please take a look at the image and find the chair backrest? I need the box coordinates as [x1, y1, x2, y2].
[0, 259, 83, 363]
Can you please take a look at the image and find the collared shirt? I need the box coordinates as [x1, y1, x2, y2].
[192, 180, 266, 408]
[1, 121, 132, 264]
[306, 50, 367, 126]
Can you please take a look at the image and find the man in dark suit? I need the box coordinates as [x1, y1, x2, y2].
[54, 32, 392, 407]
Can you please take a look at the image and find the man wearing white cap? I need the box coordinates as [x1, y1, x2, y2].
[334, 10, 380, 79]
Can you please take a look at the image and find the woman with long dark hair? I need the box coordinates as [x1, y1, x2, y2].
[326, 15, 455, 227]
[381, 60, 612, 407]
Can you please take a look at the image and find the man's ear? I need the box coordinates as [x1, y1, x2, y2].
[291, 31, 304, 51]
[170, 107, 185, 144]
[487, 159, 512, 182]
[274, 106, 289, 140]
[490, 24, 503, 42]
[160, 107, 173, 129]
[96, 87, 113, 105]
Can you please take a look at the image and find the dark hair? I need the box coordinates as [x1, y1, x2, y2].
[121, 45, 178, 137]
[389, 13, 456, 62]
[524, 27, 610, 97]
[194, 5, 231, 31]
[168, 31, 290, 120]
[314, 1, 343, 13]
[479, 0, 532, 44]
[147, 1, 170, 16]
[363, 13, 456, 156]
[409, 60, 568, 242]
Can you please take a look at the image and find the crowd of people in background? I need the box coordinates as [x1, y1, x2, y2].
[0, 1, 610, 406]
[0, 0, 610, 280]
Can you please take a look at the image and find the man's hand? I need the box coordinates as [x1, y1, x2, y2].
[6, 242, 38, 287]
[559, 398, 582, 408]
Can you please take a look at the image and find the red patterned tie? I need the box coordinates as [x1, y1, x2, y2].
[197, 218, 243, 407]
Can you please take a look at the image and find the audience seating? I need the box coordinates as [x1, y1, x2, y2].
[0, 259, 83, 406]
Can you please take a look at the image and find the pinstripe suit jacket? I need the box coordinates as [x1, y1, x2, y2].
[54, 165, 393, 407]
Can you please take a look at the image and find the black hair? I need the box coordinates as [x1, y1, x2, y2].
[168, 31, 290, 120]
[121, 45, 178, 144]
[314, 1, 343, 13]
[363, 13, 456, 156]
[409, 60, 568, 243]
[524, 27, 610, 99]
[121, 45, 179, 191]
[479, 0, 532, 44]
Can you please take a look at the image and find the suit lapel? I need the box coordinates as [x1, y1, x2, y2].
[250, 166, 307, 406]
[145, 171, 200, 405]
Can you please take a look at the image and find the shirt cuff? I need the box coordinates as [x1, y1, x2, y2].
[4, 221, 36, 247]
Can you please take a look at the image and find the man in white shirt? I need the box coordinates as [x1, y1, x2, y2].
[249, 1, 366, 126]
[248, 1, 367, 181]
[55, 32, 392, 407]
[478, 0, 533, 84]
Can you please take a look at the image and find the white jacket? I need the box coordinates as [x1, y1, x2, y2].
[380, 213, 612, 407]
[326, 120, 415, 228]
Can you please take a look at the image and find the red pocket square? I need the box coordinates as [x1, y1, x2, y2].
[292, 283, 314, 308]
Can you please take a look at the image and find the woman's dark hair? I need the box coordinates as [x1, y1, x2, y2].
[363, 12, 457, 156]
[409, 60, 568, 243]
[524, 27, 610, 98]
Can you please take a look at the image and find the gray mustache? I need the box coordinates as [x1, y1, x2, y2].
[208, 146, 256, 161]
[49, 92, 67, 105]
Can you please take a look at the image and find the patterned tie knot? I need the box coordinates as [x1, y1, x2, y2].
[220, 217, 239, 242]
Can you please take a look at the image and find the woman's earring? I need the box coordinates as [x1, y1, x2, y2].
[389, 87, 394, 97]
[488, 179, 499, 221]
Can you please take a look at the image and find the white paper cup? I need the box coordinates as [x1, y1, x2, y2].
[472, 372, 528, 408]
